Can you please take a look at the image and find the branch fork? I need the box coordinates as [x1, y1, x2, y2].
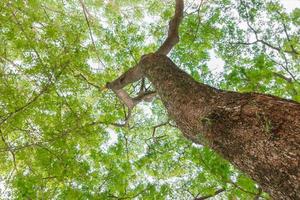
[106, 0, 184, 124]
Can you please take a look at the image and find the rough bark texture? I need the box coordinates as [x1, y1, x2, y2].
[139, 53, 300, 200]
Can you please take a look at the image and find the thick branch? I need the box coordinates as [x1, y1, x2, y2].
[114, 89, 136, 109]
[106, 0, 184, 91]
[106, 0, 184, 125]
[156, 0, 184, 55]
[111, 89, 156, 110]
[108, 89, 156, 126]
[106, 65, 143, 90]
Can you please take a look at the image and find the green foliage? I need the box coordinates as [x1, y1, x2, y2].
[0, 0, 298, 199]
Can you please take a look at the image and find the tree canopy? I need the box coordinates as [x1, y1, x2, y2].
[0, 0, 299, 199]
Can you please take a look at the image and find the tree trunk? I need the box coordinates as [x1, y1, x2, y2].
[140, 53, 300, 200]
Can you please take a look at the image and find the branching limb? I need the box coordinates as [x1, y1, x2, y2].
[106, 0, 184, 90]
[106, 0, 184, 125]
[228, 181, 258, 196]
[272, 72, 298, 96]
[0, 86, 48, 127]
[268, 55, 298, 83]
[238, 0, 297, 56]
[113, 89, 156, 113]
[152, 120, 170, 139]
[114, 89, 136, 109]
[110, 90, 156, 127]
[106, 0, 184, 91]
[0, 63, 67, 127]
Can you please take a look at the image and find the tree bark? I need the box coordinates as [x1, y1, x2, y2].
[139, 53, 300, 200]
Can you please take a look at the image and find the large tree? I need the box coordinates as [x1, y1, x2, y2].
[0, 0, 299, 199]
[107, 1, 300, 199]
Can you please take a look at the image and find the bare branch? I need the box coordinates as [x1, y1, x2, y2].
[156, 0, 184, 55]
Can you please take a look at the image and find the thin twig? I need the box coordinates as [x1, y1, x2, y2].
[0, 130, 17, 171]
[194, 188, 225, 200]
[79, 0, 106, 67]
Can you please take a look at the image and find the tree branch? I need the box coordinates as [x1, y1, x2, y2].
[152, 120, 170, 140]
[274, 10, 299, 55]
[239, 0, 297, 56]
[0, 63, 67, 127]
[0, 130, 17, 171]
[194, 189, 225, 200]
[114, 89, 136, 109]
[106, 0, 184, 91]
[156, 0, 184, 55]
[132, 90, 156, 103]
[228, 181, 258, 196]
[273, 72, 292, 83]
[77, 73, 103, 90]
[106, 65, 143, 91]
[0, 86, 48, 127]
[79, 0, 106, 67]
[106, 0, 184, 123]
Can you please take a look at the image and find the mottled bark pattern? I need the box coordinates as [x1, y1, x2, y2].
[140, 53, 300, 200]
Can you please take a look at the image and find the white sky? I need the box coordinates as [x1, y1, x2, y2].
[281, 0, 300, 12]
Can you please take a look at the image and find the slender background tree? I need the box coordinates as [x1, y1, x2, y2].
[0, 0, 299, 199]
